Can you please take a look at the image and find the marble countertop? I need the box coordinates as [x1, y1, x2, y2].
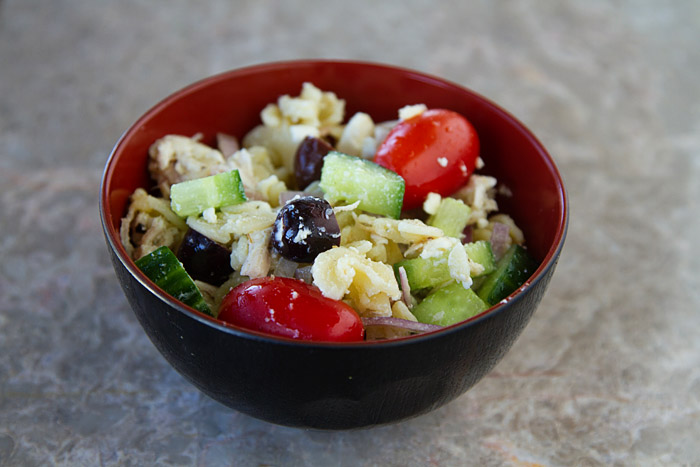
[1, 1, 698, 465]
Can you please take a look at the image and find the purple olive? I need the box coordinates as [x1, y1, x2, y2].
[271, 196, 341, 263]
[294, 136, 334, 190]
[177, 228, 233, 286]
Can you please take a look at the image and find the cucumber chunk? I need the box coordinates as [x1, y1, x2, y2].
[135, 246, 213, 316]
[412, 282, 488, 326]
[319, 151, 405, 219]
[464, 240, 496, 277]
[170, 169, 246, 217]
[395, 255, 452, 291]
[394, 240, 497, 291]
[476, 244, 538, 305]
[427, 197, 471, 237]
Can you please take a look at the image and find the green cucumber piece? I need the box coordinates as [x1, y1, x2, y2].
[427, 197, 471, 237]
[395, 255, 452, 291]
[135, 246, 213, 316]
[319, 151, 405, 219]
[394, 240, 497, 291]
[476, 244, 538, 305]
[464, 240, 496, 277]
[412, 282, 488, 326]
[170, 169, 246, 217]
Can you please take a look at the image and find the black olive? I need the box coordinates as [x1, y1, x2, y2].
[294, 136, 334, 190]
[177, 228, 233, 286]
[271, 196, 341, 263]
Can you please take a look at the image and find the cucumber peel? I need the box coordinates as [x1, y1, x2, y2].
[135, 246, 213, 316]
[476, 244, 537, 305]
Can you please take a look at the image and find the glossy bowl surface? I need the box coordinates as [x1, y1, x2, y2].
[100, 60, 568, 429]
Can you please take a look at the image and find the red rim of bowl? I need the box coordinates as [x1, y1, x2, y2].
[99, 59, 569, 348]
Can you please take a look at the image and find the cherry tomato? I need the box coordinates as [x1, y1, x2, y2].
[218, 277, 365, 342]
[374, 109, 479, 210]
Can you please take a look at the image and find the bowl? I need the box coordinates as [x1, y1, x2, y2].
[99, 60, 568, 429]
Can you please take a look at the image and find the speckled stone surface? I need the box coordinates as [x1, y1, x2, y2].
[1, 1, 699, 465]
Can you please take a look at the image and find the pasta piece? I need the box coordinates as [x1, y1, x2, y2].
[311, 242, 401, 317]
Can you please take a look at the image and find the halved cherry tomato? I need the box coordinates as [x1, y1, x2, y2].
[374, 109, 479, 210]
[218, 277, 365, 342]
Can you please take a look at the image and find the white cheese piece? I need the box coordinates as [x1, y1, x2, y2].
[398, 104, 427, 120]
[423, 192, 442, 215]
[337, 112, 375, 157]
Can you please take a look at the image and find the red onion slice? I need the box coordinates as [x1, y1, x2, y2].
[278, 190, 305, 206]
[397, 266, 413, 309]
[294, 265, 314, 284]
[278, 190, 326, 206]
[217, 132, 240, 158]
[273, 257, 299, 278]
[490, 222, 510, 259]
[361, 317, 442, 333]
[461, 225, 473, 244]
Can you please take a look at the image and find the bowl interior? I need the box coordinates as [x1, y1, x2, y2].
[102, 60, 566, 331]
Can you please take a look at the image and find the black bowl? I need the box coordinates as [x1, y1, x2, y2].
[100, 60, 568, 429]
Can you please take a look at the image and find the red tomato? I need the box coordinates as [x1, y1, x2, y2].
[374, 109, 479, 210]
[218, 277, 365, 342]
